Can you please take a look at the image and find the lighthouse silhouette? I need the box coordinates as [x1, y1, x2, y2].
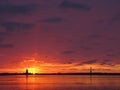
[26, 68, 29, 75]
[90, 67, 92, 75]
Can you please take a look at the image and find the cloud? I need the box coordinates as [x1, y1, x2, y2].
[100, 60, 115, 66]
[0, 4, 38, 15]
[111, 13, 120, 22]
[0, 22, 34, 32]
[82, 59, 97, 64]
[75, 59, 115, 66]
[0, 32, 9, 36]
[59, 0, 91, 10]
[40, 17, 63, 23]
[0, 44, 14, 48]
[100, 60, 109, 65]
[67, 61, 73, 64]
[88, 34, 102, 38]
[97, 12, 120, 25]
[75, 59, 98, 66]
[62, 50, 75, 54]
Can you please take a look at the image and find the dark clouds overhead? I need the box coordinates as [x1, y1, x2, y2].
[59, 0, 91, 10]
[40, 17, 63, 23]
[0, 4, 38, 15]
[1, 22, 34, 32]
[110, 12, 120, 23]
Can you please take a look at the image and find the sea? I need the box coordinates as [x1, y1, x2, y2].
[0, 75, 120, 90]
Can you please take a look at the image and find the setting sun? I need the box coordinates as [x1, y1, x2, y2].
[24, 67, 40, 74]
[29, 68, 38, 74]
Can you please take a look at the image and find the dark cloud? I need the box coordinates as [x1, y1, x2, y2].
[0, 22, 34, 32]
[75, 58, 114, 66]
[62, 50, 75, 54]
[100, 60, 109, 65]
[88, 34, 102, 38]
[82, 59, 97, 64]
[111, 13, 120, 22]
[59, 0, 91, 10]
[0, 4, 38, 15]
[97, 12, 120, 25]
[67, 61, 73, 64]
[0, 44, 14, 48]
[100, 60, 115, 66]
[99, 59, 116, 66]
[75, 63, 83, 66]
[0, 32, 9, 36]
[40, 17, 63, 23]
[75, 59, 98, 66]
[76, 59, 114, 66]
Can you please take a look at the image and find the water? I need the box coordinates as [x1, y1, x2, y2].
[0, 75, 120, 90]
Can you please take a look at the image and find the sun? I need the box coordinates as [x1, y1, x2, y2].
[27, 67, 39, 74]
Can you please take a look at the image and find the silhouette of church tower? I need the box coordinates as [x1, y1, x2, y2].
[26, 68, 29, 75]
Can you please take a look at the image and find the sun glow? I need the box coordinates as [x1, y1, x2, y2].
[24, 67, 39, 74]
[29, 68, 38, 74]
[21, 54, 41, 74]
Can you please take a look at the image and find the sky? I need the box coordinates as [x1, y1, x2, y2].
[0, 0, 120, 73]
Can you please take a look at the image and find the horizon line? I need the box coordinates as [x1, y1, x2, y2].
[0, 72, 120, 76]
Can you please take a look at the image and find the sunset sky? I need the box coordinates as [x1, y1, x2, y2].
[0, 0, 120, 73]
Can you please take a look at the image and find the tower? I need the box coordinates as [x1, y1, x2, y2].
[26, 68, 29, 75]
[90, 67, 92, 75]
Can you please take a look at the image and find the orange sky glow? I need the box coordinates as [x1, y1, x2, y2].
[0, 55, 120, 73]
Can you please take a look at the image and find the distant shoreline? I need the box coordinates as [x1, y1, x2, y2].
[0, 73, 120, 76]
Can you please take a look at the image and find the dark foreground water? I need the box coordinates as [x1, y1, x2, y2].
[0, 75, 120, 90]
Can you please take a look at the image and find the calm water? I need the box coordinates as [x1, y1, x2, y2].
[0, 75, 120, 90]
